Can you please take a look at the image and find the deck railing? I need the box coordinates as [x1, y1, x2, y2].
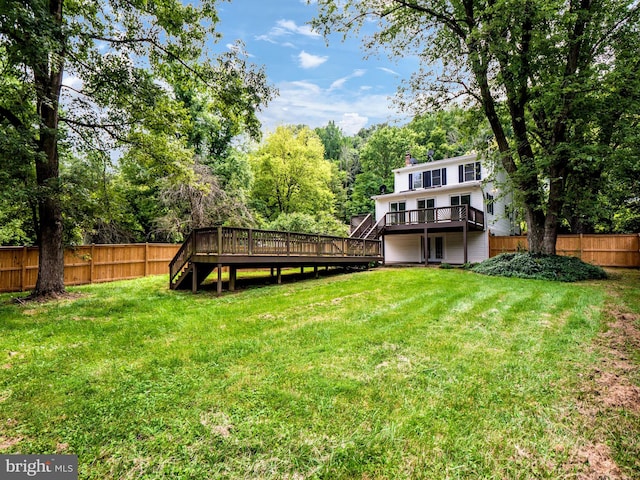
[385, 205, 485, 229]
[169, 226, 382, 285]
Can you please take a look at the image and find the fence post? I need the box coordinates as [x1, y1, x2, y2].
[21, 246, 27, 292]
[579, 234, 583, 260]
[90, 244, 95, 284]
[144, 243, 149, 277]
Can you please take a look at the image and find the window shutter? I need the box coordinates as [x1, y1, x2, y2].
[409, 173, 413, 189]
[475, 162, 481, 180]
[424, 171, 431, 188]
[441, 168, 447, 185]
[458, 165, 464, 183]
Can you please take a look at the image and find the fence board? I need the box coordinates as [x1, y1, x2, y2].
[489, 234, 640, 267]
[0, 243, 179, 293]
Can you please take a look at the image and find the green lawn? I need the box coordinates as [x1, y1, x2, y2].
[1, 268, 638, 479]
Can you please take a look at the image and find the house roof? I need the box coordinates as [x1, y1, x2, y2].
[372, 180, 483, 201]
[392, 153, 478, 175]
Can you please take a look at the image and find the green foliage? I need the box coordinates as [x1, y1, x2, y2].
[266, 211, 348, 236]
[472, 253, 607, 282]
[250, 125, 336, 220]
[358, 125, 409, 183]
[347, 171, 384, 217]
[407, 108, 485, 160]
[315, 121, 346, 160]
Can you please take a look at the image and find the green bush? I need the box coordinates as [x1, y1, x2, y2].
[471, 253, 607, 282]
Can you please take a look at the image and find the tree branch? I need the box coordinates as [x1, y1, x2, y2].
[0, 105, 26, 129]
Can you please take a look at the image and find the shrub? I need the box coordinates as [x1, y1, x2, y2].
[471, 253, 607, 282]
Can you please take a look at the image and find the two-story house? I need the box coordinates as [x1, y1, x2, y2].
[350, 153, 518, 265]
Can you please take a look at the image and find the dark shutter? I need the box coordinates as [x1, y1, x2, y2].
[475, 162, 481, 180]
[458, 165, 464, 183]
[424, 171, 431, 188]
[441, 168, 447, 185]
[409, 173, 413, 190]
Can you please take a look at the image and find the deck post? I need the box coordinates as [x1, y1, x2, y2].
[229, 266, 236, 291]
[192, 262, 198, 293]
[217, 264, 223, 295]
[276, 267, 282, 284]
[423, 227, 429, 266]
[463, 221, 468, 264]
[314, 265, 319, 278]
[217, 226, 223, 254]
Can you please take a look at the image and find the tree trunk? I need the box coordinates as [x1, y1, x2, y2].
[32, 0, 65, 298]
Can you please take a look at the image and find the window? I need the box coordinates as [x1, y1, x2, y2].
[423, 168, 447, 188]
[409, 172, 422, 189]
[450, 194, 471, 221]
[451, 194, 471, 206]
[458, 162, 481, 183]
[389, 201, 406, 224]
[486, 193, 494, 215]
[417, 198, 435, 222]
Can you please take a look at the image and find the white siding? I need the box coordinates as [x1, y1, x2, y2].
[439, 231, 488, 264]
[383, 231, 489, 265]
[384, 235, 422, 264]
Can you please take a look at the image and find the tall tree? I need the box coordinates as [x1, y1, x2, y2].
[249, 125, 335, 220]
[315, 0, 640, 254]
[0, 0, 273, 298]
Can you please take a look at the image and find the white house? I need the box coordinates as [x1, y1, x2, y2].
[350, 153, 519, 265]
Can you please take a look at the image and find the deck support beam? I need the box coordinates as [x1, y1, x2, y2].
[463, 223, 468, 264]
[229, 266, 236, 291]
[276, 267, 282, 284]
[423, 227, 429, 266]
[192, 263, 198, 293]
[314, 265, 319, 278]
[217, 264, 223, 295]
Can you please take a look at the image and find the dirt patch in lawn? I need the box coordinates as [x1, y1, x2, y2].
[567, 275, 640, 479]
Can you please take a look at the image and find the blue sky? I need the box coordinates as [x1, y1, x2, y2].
[214, 0, 419, 135]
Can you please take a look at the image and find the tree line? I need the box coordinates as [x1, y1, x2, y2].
[1, 0, 638, 299]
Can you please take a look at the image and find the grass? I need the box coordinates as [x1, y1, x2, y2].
[0, 267, 638, 479]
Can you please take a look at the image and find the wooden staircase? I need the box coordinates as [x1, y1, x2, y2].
[170, 261, 217, 291]
[349, 213, 385, 240]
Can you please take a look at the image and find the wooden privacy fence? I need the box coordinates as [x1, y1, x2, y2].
[489, 234, 640, 267]
[0, 243, 180, 293]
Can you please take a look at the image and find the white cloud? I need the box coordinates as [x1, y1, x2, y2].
[378, 67, 400, 76]
[257, 80, 405, 136]
[329, 69, 366, 91]
[298, 51, 328, 69]
[338, 113, 369, 135]
[256, 19, 321, 45]
[276, 19, 320, 38]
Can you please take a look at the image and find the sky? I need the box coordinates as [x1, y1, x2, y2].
[213, 0, 420, 136]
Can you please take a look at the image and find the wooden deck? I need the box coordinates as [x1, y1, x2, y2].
[169, 227, 383, 293]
